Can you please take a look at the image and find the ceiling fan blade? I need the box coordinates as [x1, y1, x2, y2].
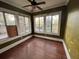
[28, 0, 35, 2]
[33, 0, 35, 2]
[23, 5, 32, 7]
[36, 2, 46, 5]
[36, 6, 43, 10]
[27, 0, 32, 2]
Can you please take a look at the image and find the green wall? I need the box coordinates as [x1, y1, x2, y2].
[65, 0, 79, 59]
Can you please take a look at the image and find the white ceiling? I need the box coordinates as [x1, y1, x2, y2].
[0, 0, 69, 13]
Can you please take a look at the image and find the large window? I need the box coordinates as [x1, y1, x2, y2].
[0, 12, 8, 39]
[18, 16, 31, 35]
[34, 17, 44, 33]
[5, 13, 18, 37]
[34, 12, 61, 35]
[0, 11, 31, 40]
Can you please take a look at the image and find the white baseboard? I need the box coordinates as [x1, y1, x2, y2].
[34, 35, 63, 42]
[34, 35, 71, 59]
[0, 35, 32, 54]
[62, 40, 71, 59]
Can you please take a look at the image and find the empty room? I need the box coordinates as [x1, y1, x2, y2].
[0, 0, 79, 59]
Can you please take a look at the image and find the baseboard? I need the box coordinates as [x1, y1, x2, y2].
[62, 40, 71, 59]
[0, 35, 32, 54]
[34, 35, 63, 42]
[34, 35, 71, 59]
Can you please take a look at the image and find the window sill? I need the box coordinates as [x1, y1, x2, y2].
[34, 32, 60, 36]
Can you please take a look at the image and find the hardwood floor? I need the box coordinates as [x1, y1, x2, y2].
[0, 37, 67, 59]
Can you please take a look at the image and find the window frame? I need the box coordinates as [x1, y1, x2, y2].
[45, 15, 52, 33]
[18, 15, 31, 35]
[0, 12, 8, 39]
[24, 16, 31, 34]
[34, 16, 45, 33]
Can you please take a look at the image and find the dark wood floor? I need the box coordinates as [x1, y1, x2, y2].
[0, 37, 67, 59]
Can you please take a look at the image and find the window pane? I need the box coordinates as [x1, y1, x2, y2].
[46, 16, 52, 33]
[5, 13, 16, 25]
[25, 17, 30, 32]
[0, 12, 8, 39]
[18, 16, 25, 35]
[39, 17, 44, 32]
[52, 15, 59, 34]
[35, 17, 40, 32]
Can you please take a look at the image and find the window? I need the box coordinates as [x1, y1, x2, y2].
[25, 17, 31, 33]
[34, 12, 61, 35]
[18, 16, 31, 35]
[34, 17, 44, 33]
[0, 12, 8, 39]
[46, 16, 52, 33]
[5, 13, 16, 25]
[5, 13, 18, 37]
[52, 15, 59, 34]
[35, 17, 40, 32]
[39, 17, 44, 32]
[18, 16, 26, 35]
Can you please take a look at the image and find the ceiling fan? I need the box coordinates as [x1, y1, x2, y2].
[23, 0, 46, 11]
